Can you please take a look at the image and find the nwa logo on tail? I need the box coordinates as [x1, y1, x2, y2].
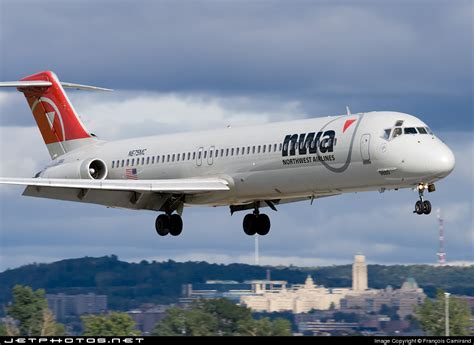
[31, 97, 66, 142]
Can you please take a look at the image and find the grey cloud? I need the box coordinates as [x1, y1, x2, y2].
[0, 1, 472, 130]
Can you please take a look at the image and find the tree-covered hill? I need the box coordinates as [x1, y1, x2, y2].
[0, 255, 472, 312]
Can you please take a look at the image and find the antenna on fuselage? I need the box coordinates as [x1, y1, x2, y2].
[346, 106, 352, 116]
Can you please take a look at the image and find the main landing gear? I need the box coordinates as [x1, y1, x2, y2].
[414, 183, 434, 215]
[243, 207, 271, 236]
[155, 213, 183, 236]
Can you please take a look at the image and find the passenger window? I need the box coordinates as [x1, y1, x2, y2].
[392, 127, 402, 138]
[156, 156, 160, 163]
[146, 157, 149, 165]
[126, 159, 130, 166]
[417, 127, 427, 134]
[172, 154, 175, 162]
[132, 159, 135, 166]
[257, 145, 261, 153]
[215, 150, 219, 158]
[236, 147, 239, 155]
[112, 161, 115, 168]
[404, 127, 417, 135]
[210, 150, 213, 158]
[162, 155, 165, 163]
[252, 146, 255, 154]
[142, 157, 145, 165]
[247, 147, 250, 154]
[198, 151, 201, 159]
[136, 158, 139, 166]
[187, 152, 191, 160]
[279, 143, 282, 151]
[167, 155, 170, 162]
[152, 156, 155, 164]
[177, 154, 180, 162]
[204, 151, 207, 159]
[226, 148, 229, 157]
[121, 160, 124, 167]
[263, 145, 266, 153]
[274, 144, 277, 152]
[231, 148, 234, 156]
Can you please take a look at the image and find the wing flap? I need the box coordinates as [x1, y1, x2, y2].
[0, 177, 230, 193]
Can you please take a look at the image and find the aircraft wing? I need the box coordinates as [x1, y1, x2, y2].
[0, 177, 229, 193]
[0, 177, 230, 211]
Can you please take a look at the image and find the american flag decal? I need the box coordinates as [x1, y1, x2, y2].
[125, 168, 138, 180]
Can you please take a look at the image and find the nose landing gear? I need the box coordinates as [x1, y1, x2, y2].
[413, 183, 433, 215]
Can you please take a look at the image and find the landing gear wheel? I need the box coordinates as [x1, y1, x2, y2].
[414, 201, 423, 215]
[155, 214, 170, 236]
[169, 214, 183, 236]
[422, 200, 432, 215]
[256, 214, 270, 236]
[243, 214, 257, 236]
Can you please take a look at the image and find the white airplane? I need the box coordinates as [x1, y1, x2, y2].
[0, 71, 455, 237]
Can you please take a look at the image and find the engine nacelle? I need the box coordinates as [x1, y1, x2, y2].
[40, 158, 108, 180]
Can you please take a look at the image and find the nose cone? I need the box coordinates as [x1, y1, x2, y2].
[432, 143, 455, 177]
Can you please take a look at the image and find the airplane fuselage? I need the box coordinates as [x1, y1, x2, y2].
[38, 111, 454, 208]
[1, 71, 455, 237]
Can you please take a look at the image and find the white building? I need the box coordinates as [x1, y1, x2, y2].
[352, 254, 368, 291]
[240, 275, 352, 313]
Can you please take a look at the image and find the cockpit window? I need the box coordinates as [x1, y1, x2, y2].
[425, 127, 433, 135]
[384, 129, 391, 140]
[392, 127, 402, 138]
[395, 120, 404, 126]
[417, 127, 428, 134]
[404, 127, 417, 134]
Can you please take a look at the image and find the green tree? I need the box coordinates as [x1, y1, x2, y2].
[0, 323, 6, 336]
[416, 290, 472, 336]
[196, 299, 252, 335]
[271, 318, 292, 336]
[153, 307, 218, 336]
[153, 299, 292, 336]
[41, 309, 66, 336]
[237, 317, 291, 336]
[82, 312, 141, 336]
[7, 285, 64, 336]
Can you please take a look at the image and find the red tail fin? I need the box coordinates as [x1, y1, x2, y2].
[20, 71, 91, 146]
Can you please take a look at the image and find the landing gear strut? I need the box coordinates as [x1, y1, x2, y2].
[414, 183, 432, 215]
[242, 207, 271, 236]
[155, 213, 183, 236]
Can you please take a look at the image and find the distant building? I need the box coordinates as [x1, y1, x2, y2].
[240, 276, 352, 313]
[298, 320, 359, 335]
[180, 253, 426, 319]
[340, 278, 426, 318]
[127, 305, 170, 335]
[352, 254, 368, 292]
[46, 293, 107, 321]
[180, 280, 282, 304]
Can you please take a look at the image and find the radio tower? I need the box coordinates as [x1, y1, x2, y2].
[437, 208, 446, 266]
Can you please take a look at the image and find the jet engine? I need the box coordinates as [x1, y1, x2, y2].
[40, 158, 108, 180]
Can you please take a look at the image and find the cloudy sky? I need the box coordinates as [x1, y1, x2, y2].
[0, 0, 472, 271]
